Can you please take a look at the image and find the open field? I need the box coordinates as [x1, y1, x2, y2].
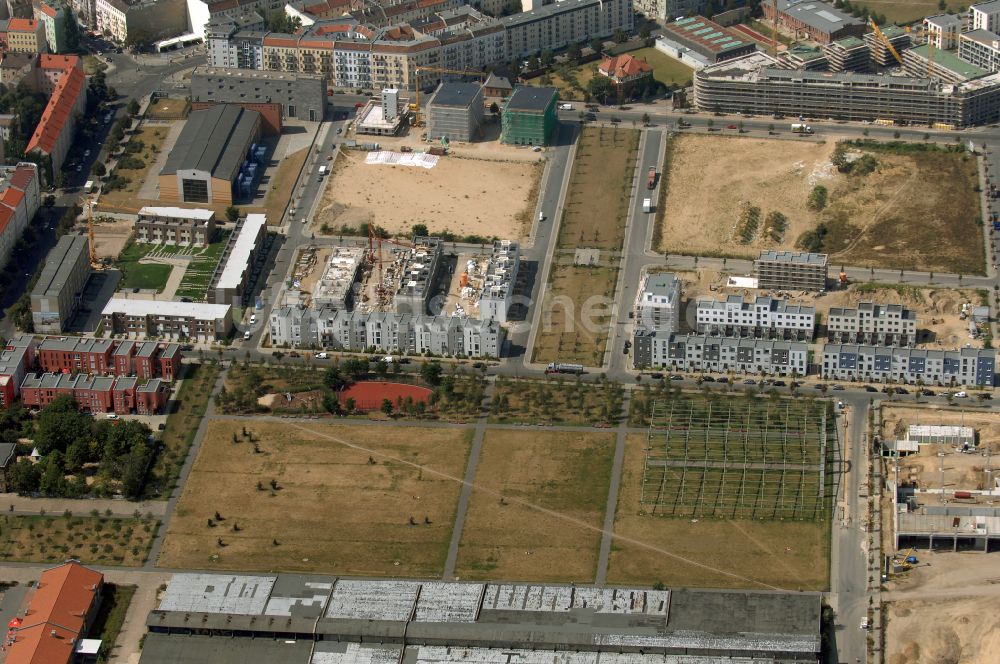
[534, 126, 639, 365]
[174, 232, 230, 300]
[144, 362, 220, 499]
[0, 514, 157, 566]
[101, 125, 171, 204]
[316, 149, 542, 240]
[526, 62, 600, 102]
[657, 136, 983, 273]
[115, 233, 229, 299]
[159, 421, 472, 575]
[886, 550, 1000, 664]
[455, 430, 615, 582]
[850, 0, 970, 25]
[607, 433, 830, 590]
[489, 376, 624, 425]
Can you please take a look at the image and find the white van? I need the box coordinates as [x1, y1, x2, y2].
[559, 103, 573, 110]
[249, 314, 257, 325]
[243, 330, 252, 340]
[316, 352, 328, 359]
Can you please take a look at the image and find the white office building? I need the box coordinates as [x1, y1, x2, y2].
[634, 272, 681, 333]
[972, 0, 1000, 33]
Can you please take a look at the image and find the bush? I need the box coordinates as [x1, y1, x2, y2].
[807, 185, 828, 211]
[797, 222, 829, 253]
[116, 155, 144, 170]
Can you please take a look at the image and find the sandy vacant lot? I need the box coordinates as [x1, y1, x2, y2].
[886, 551, 1000, 664]
[658, 135, 983, 273]
[659, 135, 836, 258]
[316, 149, 542, 240]
[607, 434, 829, 591]
[455, 430, 615, 583]
[159, 421, 471, 576]
[92, 218, 133, 259]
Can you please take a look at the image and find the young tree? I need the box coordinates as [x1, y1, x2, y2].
[420, 361, 443, 386]
[412, 223, 429, 237]
[613, 28, 628, 43]
[127, 98, 140, 116]
[540, 49, 554, 66]
[93, 161, 106, 177]
[489, 102, 500, 117]
[225, 205, 240, 222]
[8, 458, 41, 495]
[590, 38, 604, 55]
[567, 42, 582, 62]
[587, 76, 613, 104]
[381, 398, 394, 416]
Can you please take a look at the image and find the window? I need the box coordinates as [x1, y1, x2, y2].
[182, 178, 209, 203]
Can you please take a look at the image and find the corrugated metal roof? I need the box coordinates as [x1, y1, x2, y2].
[160, 105, 260, 183]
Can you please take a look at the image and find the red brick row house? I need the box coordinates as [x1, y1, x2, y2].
[35, 336, 182, 380]
[20, 373, 169, 415]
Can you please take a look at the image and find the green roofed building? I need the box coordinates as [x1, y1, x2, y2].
[501, 86, 558, 146]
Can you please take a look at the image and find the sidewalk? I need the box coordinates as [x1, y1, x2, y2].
[0, 496, 166, 518]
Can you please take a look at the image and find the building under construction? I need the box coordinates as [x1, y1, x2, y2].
[392, 236, 444, 315]
[694, 52, 1000, 127]
[312, 247, 365, 311]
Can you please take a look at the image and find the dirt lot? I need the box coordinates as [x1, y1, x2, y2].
[886, 551, 1000, 664]
[607, 434, 830, 590]
[147, 97, 190, 120]
[455, 430, 615, 583]
[316, 146, 543, 240]
[675, 268, 985, 348]
[159, 421, 471, 576]
[91, 217, 133, 259]
[534, 126, 639, 365]
[882, 404, 1000, 491]
[658, 135, 983, 273]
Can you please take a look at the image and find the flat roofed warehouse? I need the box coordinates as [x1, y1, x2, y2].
[660, 16, 757, 63]
[159, 104, 262, 205]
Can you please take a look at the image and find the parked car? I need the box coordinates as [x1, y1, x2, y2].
[832, 384, 845, 390]
[726, 124, 738, 129]
[701, 376, 715, 382]
[316, 352, 328, 359]
[288, 351, 300, 358]
[669, 374, 684, 381]
[650, 372, 664, 380]
[742, 379, 756, 385]
[921, 389, 936, 396]
[955, 391, 968, 398]
[772, 380, 786, 387]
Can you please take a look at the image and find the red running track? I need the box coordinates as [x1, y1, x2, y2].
[732, 23, 770, 44]
[338, 382, 433, 411]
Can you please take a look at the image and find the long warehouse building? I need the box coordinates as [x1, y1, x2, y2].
[694, 51, 1000, 127]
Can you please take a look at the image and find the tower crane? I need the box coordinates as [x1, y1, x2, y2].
[410, 67, 488, 127]
[870, 18, 907, 68]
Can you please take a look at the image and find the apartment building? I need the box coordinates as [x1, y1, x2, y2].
[393, 236, 443, 315]
[693, 52, 1000, 128]
[822, 344, 996, 386]
[136, 207, 216, 247]
[633, 332, 808, 376]
[824, 36, 870, 73]
[5, 17, 45, 52]
[864, 25, 911, 68]
[972, 0, 1000, 33]
[0, 161, 40, 273]
[634, 272, 681, 333]
[94, 0, 188, 45]
[478, 239, 519, 324]
[924, 13, 963, 50]
[753, 250, 828, 291]
[827, 302, 918, 347]
[696, 295, 815, 340]
[24, 54, 87, 174]
[101, 299, 233, 341]
[269, 307, 505, 357]
[209, 212, 266, 306]
[30, 234, 90, 334]
[960, 29, 1000, 72]
[35, 2, 67, 53]
[0, 335, 34, 406]
[208, 0, 631, 90]
[35, 336, 182, 379]
[20, 372, 169, 414]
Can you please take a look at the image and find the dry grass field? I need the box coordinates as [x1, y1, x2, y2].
[488, 376, 624, 425]
[657, 135, 983, 274]
[607, 434, 830, 590]
[455, 430, 615, 582]
[316, 150, 542, 239]
[534, 126, 639, 365]
[159, 421, 471, 576]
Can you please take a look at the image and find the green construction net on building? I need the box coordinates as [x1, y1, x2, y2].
[501, 86, 558, 146]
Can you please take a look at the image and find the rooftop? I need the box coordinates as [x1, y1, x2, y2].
[505, 86, 556, 112]
[193, 66, 325, 83]
[139, 206, 216, 221]
[216, 213, 266, 291]
[429, 81, 482, 108]
[25, 57, 84, 157]
[102, 298, 232, 320]
[925, 13, 964, 29]
[661, 16, 751, 54]
[30, 235, 88, 301]
[160, 105, 261, 183]
[909, 43, 989, 80]
[962, 28, 1000, 46]
[973, 0, 1000, 12]
[775, 0, 864, 34]
[757, 250, 828, 266]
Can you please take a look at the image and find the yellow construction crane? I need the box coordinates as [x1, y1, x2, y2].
[888, 22, 938, 79]
[870, 18, 906, 67]
[410, 67, 488, 127]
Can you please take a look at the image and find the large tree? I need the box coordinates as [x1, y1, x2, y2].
[33, 395, 88, 454]
[60, 7, 81, 52]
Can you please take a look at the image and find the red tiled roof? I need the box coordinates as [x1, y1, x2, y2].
[7, 18, 38, 32]
[9, 164, 35, 191]
[39, 2, 58, 18]
[263, 35, 299, 48]
[6, 562, 103, 664]
[598, 54, 653, 80]
[25, 65, 85, 156]
[40, 54, 81, 71]
[0, 203, 12, 237]
[312, 23, 354, 35]
[2, 186, 24, 209]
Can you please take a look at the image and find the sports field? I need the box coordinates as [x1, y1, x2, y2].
[159, 421, 472, 576]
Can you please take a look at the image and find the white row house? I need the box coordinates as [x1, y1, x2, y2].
[695, 295, 815, 341]
[633, 332, 808, 376]
[269, 307, 504, 358]
[822, 344, 996, 386]
[827, 302, 917, 347]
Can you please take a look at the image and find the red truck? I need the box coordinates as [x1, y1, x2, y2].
[646, 167, 656, 190]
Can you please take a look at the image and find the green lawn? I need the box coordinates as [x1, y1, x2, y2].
[120, 262, 172, 292]
[848, 0, 969, 25]
[624, 47, 694, 88]
[174, 232, 230, 301]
